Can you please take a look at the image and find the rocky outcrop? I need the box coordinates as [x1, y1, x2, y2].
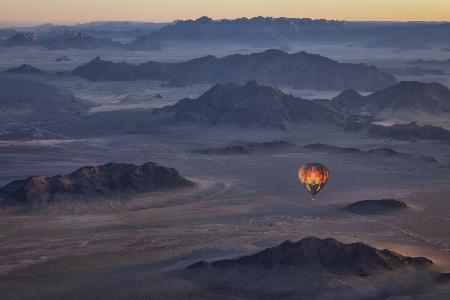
[188, 236, 432, 276]
[0, 162, 193, 206]
[156, 81, 341, 130]
[72, 50, 396, 91]
[345, 199, 408, 214]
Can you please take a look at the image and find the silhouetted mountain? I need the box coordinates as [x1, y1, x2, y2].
[368, 122, 450, 142]
[188, 236, 432, 276]
[0, 162, 193, 206]
[73, 50, 395, 91]
[5, 64, 44, 74]
[156, 81, 341, 130]
[345, 199, 408, 214]
[0, 32, 41, 46]
[333, 81, 450, 114]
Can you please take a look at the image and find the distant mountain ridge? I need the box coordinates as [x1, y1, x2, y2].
[73, 50, 396, 91]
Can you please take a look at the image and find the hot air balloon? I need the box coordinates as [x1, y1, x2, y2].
[298, 163, 329, 200]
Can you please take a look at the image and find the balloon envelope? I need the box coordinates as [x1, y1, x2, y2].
[298, 163, 329, 199]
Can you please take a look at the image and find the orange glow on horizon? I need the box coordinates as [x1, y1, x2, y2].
[0, 0, 449, 26]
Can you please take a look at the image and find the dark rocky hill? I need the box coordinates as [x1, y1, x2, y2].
[0, 162, 193, 206]
[156, 81, 341, 130]
[188, 236, 432, 276]
[73, 50, 396, 91]
[345, 199, 408, 214]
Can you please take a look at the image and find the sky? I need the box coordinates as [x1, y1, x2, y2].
[1, 0, 450, 26]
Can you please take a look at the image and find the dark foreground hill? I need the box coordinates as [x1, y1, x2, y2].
[185, 236, 434, 298]
[188, 236, 431, 275]
[0, 162, 193, 206]
[156, 81, 341, 130]
[332, 81, 450, 114]
[73, 50, 396, 91]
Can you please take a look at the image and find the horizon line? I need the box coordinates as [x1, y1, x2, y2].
[2, 16, 450, 28]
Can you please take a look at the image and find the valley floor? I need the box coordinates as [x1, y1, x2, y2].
[1, 128, 450, 299]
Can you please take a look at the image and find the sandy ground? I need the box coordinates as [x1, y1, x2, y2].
[0, 126, 450, 299]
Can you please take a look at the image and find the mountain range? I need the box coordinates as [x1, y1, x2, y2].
[73, 50, 396, 91]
